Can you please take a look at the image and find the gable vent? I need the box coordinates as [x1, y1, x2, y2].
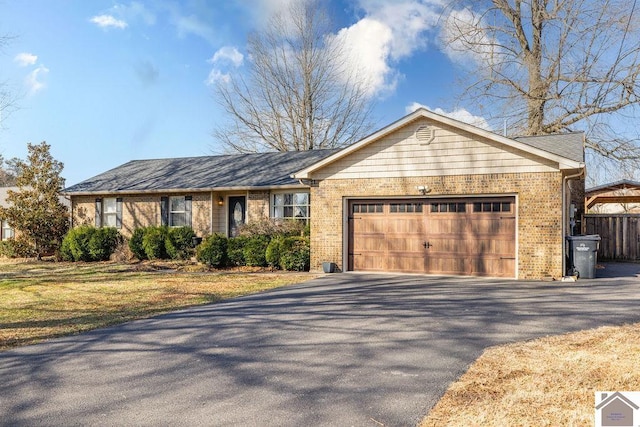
[415, 125, 435, 144]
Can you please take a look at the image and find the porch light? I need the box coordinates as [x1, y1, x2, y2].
[217, 196, 224, 206]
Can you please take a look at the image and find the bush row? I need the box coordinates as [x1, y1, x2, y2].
[128, 226, 196, 261]
[60, 226, 122, 262]
[196, 234, 310, 271]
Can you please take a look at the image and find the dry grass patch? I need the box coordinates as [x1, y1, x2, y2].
[421, 323, 640, 426]
[0, 260, 317, 351]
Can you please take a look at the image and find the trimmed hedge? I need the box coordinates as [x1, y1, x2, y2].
[128, 226, 196, 261]
[128, 227, 146, 260]
[279, 237, 310, 271]
[166, 227, 196, 260]
[60, 226, 122, 262]
[243, 235, 270, 267]
[227, 236, 248, 266]
[196, 234, 228, 267]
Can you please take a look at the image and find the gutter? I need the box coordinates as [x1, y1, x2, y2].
[562, 166, 585, 278]
[62, 183, 311, 197]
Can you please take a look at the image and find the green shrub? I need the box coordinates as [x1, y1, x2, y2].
[88, 227, 121, 261]
[279, 237, 310, 271]
[166, 226, 196, 260]
[60, 225, 93, 261]
[129, 228, 147, 260]
[243, 235, 270, 267]
[196, 234, 228, 267]
[60, 226, 121, 262]
[142, 226, 169, 260]
[0, 240, 16, 258]
[227, 236, 248, 266]
[265, 236, 285, 268]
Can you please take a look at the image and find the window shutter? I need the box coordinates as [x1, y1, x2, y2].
[116, 198, 123, 229]
[185, 195, 192, 227]
[95, 198, 102, 227]
[161, 196, 169, 226]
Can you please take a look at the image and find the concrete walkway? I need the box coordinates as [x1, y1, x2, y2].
[1, 264, 639, 426]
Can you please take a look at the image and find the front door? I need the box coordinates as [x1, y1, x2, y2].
[228, 196, 246, 237]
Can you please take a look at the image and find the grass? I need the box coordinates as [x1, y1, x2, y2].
[421, 322, 640, 426]
[0, 259, 317, 351]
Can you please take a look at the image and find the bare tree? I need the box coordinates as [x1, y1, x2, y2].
[0, 33, 19, 131]
[442, 0, 640, 168]
[213, 0, 374, 153]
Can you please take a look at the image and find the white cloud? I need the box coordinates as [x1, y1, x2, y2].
[14, 53, 38, 67]
[406, 102, 492, 130]
[205, 69, 231, 86]
[209, 47, 244, 67]
[175, 14, 215, 44]
[112, 1, 156, 26]
[90, 14, 128, 29]
[330, 0, 442, 97]
[330, 18, 396, 97]
[25, 65, 49, 95]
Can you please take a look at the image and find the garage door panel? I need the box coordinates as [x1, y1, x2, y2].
[348, 197, 515, 277]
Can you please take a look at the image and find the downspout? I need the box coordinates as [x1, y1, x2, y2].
[562, 168, 585, 277]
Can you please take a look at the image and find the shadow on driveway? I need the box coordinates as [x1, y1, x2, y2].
[1, 267, 639, 426]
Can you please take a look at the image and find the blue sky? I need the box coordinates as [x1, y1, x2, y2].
[0, 0, 488, 186]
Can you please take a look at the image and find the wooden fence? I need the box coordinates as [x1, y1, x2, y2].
[583, 214, 640, 260]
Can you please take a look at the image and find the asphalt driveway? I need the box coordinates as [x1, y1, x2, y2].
[2, 264, 640, 426]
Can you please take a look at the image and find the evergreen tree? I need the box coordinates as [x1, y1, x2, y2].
[0, 142, 69, 258]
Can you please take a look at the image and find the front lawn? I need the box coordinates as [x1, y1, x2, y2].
[0, 260, 316, 351]
[421, 322, 640, 426]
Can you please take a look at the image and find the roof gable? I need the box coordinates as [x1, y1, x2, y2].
[64, 149, 338, 195]
[294, 108, 584, 179]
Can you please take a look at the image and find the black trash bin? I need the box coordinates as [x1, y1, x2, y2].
[566, 234, 600, 279]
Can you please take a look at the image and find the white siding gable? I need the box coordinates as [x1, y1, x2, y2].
[310, 118, 559, 180]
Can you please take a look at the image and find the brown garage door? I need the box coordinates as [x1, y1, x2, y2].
[348, 197, 516, 277]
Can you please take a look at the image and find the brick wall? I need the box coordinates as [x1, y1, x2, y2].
[247, 191, 270, 223]
[310, 172, 565, 280]
[71, 192, 212, 238]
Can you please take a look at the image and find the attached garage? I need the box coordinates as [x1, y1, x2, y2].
[348, 197, 516, 277]
[294, 108, 586, 280]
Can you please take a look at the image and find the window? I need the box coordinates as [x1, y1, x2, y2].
[103, 198, 118, 227]
[161, 196, 192, 227]
[95, 198, 122, 229]
[170, 196, 187, 226]
[390, 203, 423, 213]
[1, 220, 14, 240]
[273, 192, 310, 221]
[352, 203, 383, 214]
[473, 201, 511, 213]
[431, 202, 466, 213]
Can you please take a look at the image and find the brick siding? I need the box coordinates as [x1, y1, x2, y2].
[310, 172, 565, 280]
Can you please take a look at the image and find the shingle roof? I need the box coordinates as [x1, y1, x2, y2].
[585, 179, 640, 194]
[64, 149, 338, 195]
[513, 132, 584, 163]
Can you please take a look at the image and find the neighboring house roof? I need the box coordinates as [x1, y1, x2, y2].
[0, 187, 18, 208]
[585, 180, 640, 210]
[63, 149, 338, 195]
[294, 108, 585, 179]
[586, 179, 640, 195]
[0, 186, 71, 210]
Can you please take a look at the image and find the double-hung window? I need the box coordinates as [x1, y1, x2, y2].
[161, 195, 192, 227]
[1, 220, 14, 240]
[272, 192, 310, 221]
[95, 197, 122, 229]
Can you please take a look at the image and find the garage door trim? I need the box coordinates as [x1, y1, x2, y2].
[344, 194, 519, 278]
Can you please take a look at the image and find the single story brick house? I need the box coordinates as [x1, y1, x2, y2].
[64, 108, 585, 279]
